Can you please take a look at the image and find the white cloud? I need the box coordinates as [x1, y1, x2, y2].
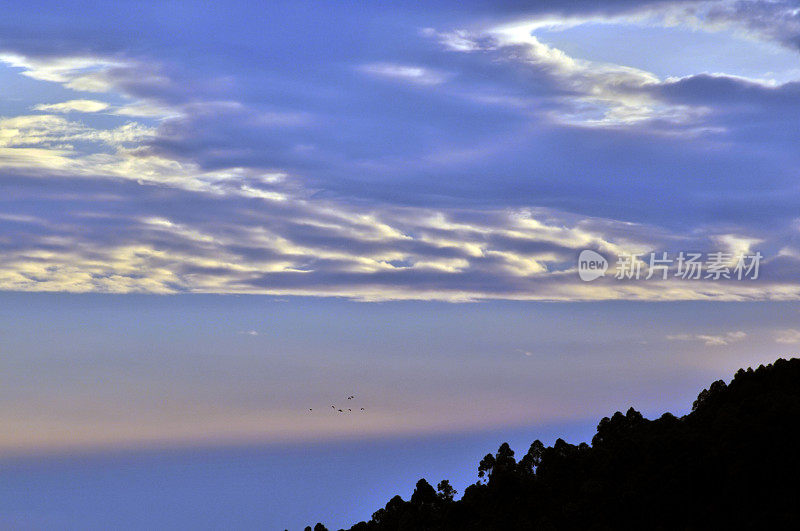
[112, 101, 176, 118]
[712, 234, 762, 259]
[775, 329, 800, 344]
[360, 63, 450, 85]
[32, 99, 110, 113]
[436, 23, 672, 126]
[667, 331, 747, 346]
[430, 2, 800, 129]
[0, 53, 122, 92]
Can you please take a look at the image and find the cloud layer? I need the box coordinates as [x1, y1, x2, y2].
[1, 0, 799, 300]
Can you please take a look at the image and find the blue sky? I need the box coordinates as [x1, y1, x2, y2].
[1, 2, 800, 526]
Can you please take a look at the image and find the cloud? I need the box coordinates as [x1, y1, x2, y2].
[112, 101, 176, 118]
[0, 53, 122, 91]
[0, 65, 798, 300]
[0, 2, 800, 300]
[775, 329, 800, 344]
[32, 99, 109, 113]
[429, 23, 664, 127]
[667, 331, 747, 346]
[702, 0, 800, 52]
[359, 63, 450, 85]
[1, 165, 798, 301]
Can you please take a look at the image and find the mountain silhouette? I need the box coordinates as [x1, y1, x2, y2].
[310, 357, 800, 530]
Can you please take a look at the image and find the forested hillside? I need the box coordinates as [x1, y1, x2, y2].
[308, 358, 800, 530]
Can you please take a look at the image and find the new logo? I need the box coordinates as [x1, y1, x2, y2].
[578, 250, 608, 281]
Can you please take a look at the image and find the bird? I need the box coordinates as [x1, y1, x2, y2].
[309, 408, 313, 411]
[360, 408, 365, 411]
[348, 408, 352, 411]
[338, 409, 343, 412]
[331, 405, 335, 409]
[347, 395, 354, 400]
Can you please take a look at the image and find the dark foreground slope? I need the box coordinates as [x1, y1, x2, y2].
[318, 358, 800, 531]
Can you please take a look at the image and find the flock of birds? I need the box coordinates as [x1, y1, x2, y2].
[308, 395, 365, 413]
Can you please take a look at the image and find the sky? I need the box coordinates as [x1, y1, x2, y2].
[1, 0, 800, 528]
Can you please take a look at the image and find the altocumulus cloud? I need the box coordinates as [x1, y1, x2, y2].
[1, 0, 799, 301]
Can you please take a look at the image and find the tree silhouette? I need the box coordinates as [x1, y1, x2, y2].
[410, 479, 437, 506]
[308, 357, 800, 530]
[436, 480, 456, 502]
